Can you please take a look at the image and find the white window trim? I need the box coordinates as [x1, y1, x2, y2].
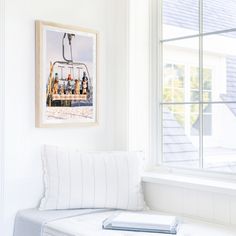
[142, 170, 236, 195]
[0, 0, 5, 233]
[147, 0, 236, 182]
[148, 0, 162, 167]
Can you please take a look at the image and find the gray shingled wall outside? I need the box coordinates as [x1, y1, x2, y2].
[163, 108, 198, 164]
[221, 56, 236, 115]
[163, 0, 236, 37]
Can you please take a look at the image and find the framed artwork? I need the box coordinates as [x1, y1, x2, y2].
[35, 21, 98, 127]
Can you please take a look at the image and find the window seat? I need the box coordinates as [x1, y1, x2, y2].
[45, 210, 236, 235]
[14, 208, 236, 236]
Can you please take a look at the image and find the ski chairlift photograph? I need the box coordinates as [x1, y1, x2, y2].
[35, 21, 98, 127]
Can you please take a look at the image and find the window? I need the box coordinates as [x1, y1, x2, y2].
[157, 0, 236, 173]
[163, 64, 212, 136]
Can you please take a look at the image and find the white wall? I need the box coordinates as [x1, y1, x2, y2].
[2, 0, 128, 235]
[128, 0, 149, 155]
[111, 0, 129, 150]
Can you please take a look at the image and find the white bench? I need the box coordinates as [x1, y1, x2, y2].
[43, 210, 236, 236]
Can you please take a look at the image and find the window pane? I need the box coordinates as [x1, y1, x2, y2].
[203, 32, 236, 102]
[162, 104, 200, 169]
[203, 0, 236, 35]
[163, 63, 185, 102]
[190, 67, 212, 102]
[203, 68, 212, 90]
[203, 103, 236, 173]
[163, 38, 199, 102]
[163, 0, 199, 40]
[191, 113, 212, 136]
[190, 67, 199, 90]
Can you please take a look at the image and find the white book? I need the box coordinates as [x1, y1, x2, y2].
[112, 212, 176, 229]
[103, 212, 179, 234]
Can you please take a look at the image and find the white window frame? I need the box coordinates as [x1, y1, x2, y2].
[0, 0, 5, 233]
[149, 0, 236, 179]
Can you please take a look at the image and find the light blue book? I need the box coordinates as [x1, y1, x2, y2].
[102, 212, 179, 234]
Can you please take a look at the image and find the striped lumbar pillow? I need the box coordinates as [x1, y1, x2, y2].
[39, 145, 146, 211]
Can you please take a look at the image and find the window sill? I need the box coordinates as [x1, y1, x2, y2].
[142, 171, 236, 195]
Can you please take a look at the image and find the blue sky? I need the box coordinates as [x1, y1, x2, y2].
[46, 29, 94, 79]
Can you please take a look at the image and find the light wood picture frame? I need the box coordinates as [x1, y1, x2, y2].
[35, 21, 98, 128]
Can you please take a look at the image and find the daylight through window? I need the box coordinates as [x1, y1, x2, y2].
[160, 0, 236, 173]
